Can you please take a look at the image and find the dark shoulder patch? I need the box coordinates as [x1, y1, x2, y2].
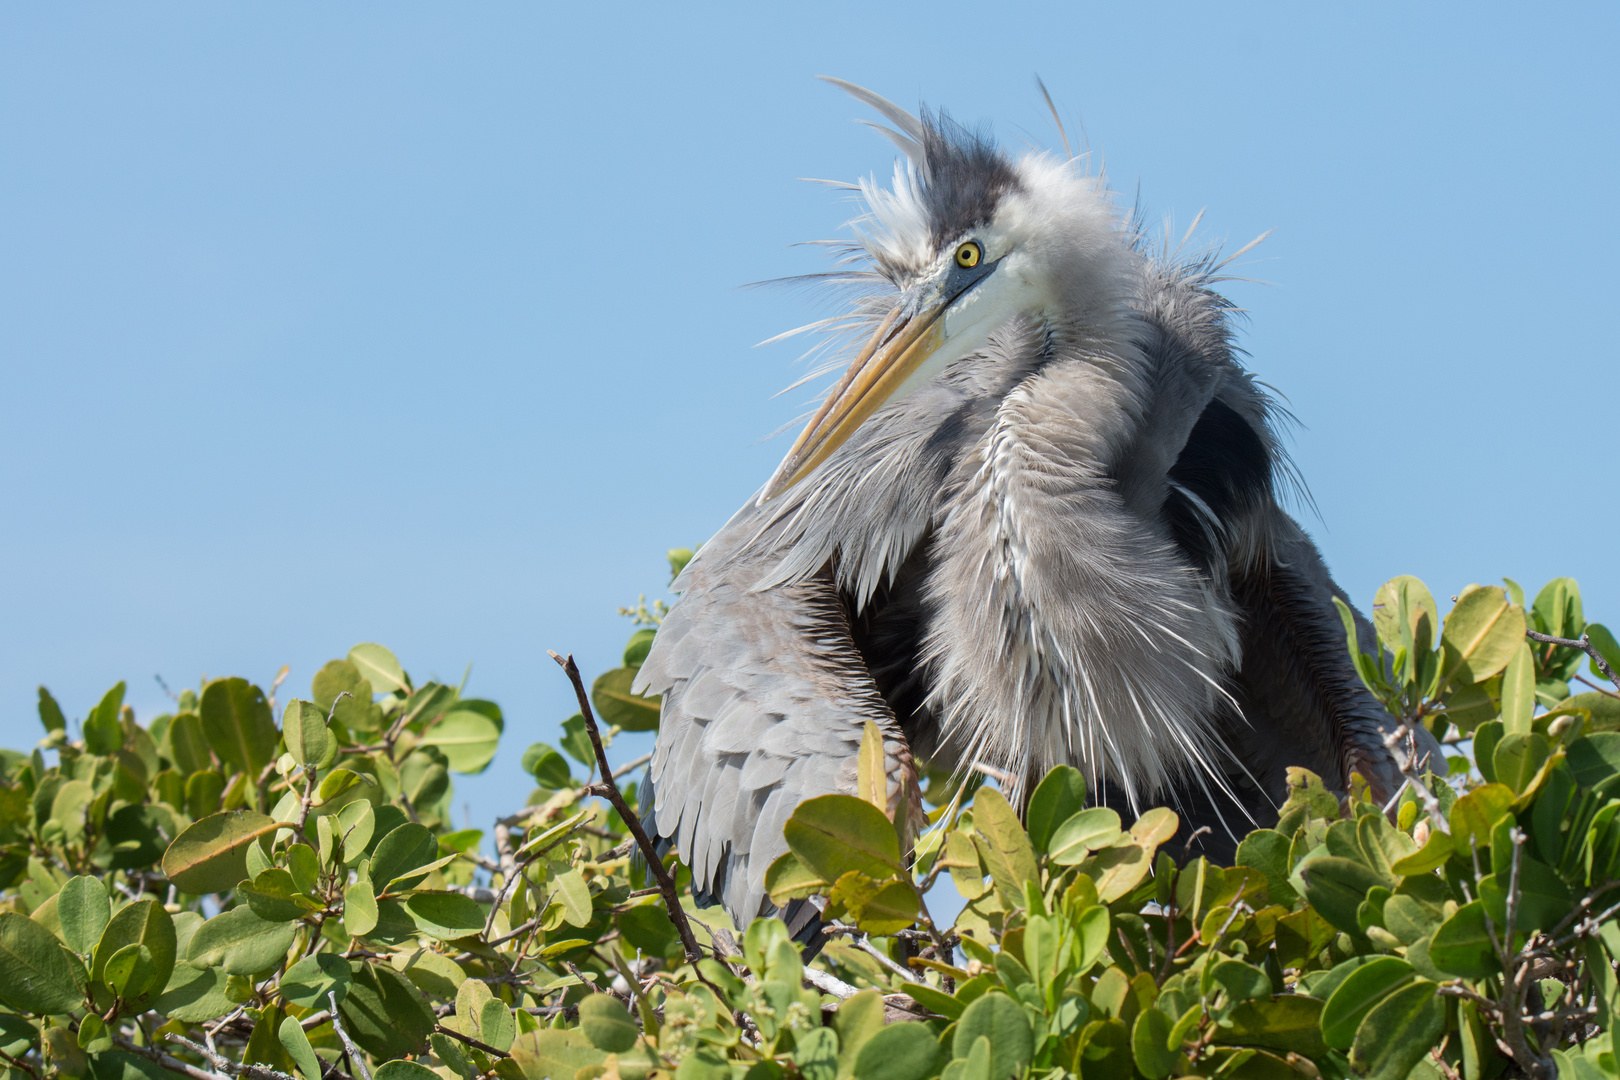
[1164, 398, 1272, 573]
[919, 109, 1022, 250]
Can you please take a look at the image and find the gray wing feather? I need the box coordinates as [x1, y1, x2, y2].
[636, 535, 903, 925]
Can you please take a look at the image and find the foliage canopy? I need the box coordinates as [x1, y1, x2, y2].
[0, 559, 1618, 1080]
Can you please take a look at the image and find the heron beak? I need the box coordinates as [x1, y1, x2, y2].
[758, 290, 956, 503]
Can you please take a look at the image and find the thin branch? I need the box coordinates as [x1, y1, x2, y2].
[432, 1024, 509, 1059]
[1526, 629, 1620, 694]
[1382, 721, 1448, 833]
[112, 1035, 221, 1080]
[549, 651, 705, 967]
[802, 966, 860, 1000]
[328, 991, 372, 1080]
[165, 1036, 300, 1080]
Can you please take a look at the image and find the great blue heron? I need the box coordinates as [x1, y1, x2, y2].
[635, 81, 1433, 930]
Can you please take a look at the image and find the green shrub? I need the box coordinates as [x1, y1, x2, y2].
[0, 566, 1615, 1080]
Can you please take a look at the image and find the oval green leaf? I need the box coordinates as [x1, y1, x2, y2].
[161, 809, 279, 895]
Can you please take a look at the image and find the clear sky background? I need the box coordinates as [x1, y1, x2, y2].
[3, 3, 1616, 838]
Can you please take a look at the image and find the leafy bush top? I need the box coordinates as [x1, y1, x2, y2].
[0, 564, 1617, 1080]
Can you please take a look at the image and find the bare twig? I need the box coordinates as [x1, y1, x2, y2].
[803, 966, 861, 999]
[549, 651, 705, 967]
[165, 1036, 300, 1080]
[855, 934, 912, 981]
[1382, 721, 1448, 833]
[328, 990, 372, 1080]
[432, 1024, 509, 1059]
[113, 1035, 221, 1080]
[1526, 629, 1620, 694]
[294, 764, 318, 835]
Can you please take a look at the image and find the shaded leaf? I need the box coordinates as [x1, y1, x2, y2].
[0, 911, 84, 1014]
[420, 711, 501, 774]
[1348, 980, 1447, 1080]
[161, 810, 280, 895]
[1025, 764, 1087, 856]
[348, 644, 408, 696]
[58, 876, 111, 956]
[185, 907, 295, 975]
[954, 993, 1032, 1080]
[783, 794, 903, 884]
[578, 993, 637, 1053]
[590, 669, 661, 733]
[199, 678, 278, 776]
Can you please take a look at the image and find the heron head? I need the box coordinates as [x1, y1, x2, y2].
[759, 82, 1137, 503]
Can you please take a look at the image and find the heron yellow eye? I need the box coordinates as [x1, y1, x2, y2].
[955, 241, 982, 269]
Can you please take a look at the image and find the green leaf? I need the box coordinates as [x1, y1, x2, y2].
[521, 743, 573, 789]
[369, 822, 438, 892]
[1025, 765, 1087, 855]
[590, 668, 661, 732]
[478, 1000, 516, 1053]
[280, 953, 352, 1009]
[1210, 959, 1271, 1003]
[1086, 843, 1152, 905]
[1500, 641, 1536, 735]
[617, 905, 680, 962]
[1299, 857, 1385, 936]
[1438, 585, 1526, 692]
[375, 1061, 438, 1080]
[1493, 732, 1551, 795]
[0, 911, 84, 1014]
[970, 789, 1038, 903]
[1568, 733, 1620, 789]
[168, 714, 213, 776]
[58, 876, 111, 956]
[338, 962, 436, 1060]
[161, 810, 280, 895]
[558, 715, 596, 767]
[404, 892, 485, 940]
[954, 993, 1032, 1080]
[278, 1015, 323, 1080]
[83, 682, 127, 755]
[1213, 996, 1326, 1058]
[37, 686, 67, 733]
[1130, 1007, 1177, 1079]
[343, 879, 377, 937]
[1235, 830, 1298, 906]
[578, 993, 637, 1052]
[1348, 980, 1447, 1080]
[1047, 807, 1124, 866]
[281, 700, 336, 770]
[241, 868, 314, 923]
[1319, 956, 1413, 1049]
[782, 794, 904, 884]
[420, 710, 501, 774]
[348, 644, 408, 695]
[850, 1020, 938, 1080]
[898, 981, 962, 1020]
[185, 906, 295, 975]
[199, 677, 278, 776]
[1586, 623, 1620, 684]
[764, 850, 829, 906]
[1448, 783, 1514, 859]
[829, 871, 918, 935]
[91, 900, 175, 1007]
[554, 868, 593, 928]
[1429, 901, 1499, 979]
[313, 660, 381, 734]
[104, 943, 159, 1001]
[509, 1028, 607, 1080]
[155, 965, 236, 1023]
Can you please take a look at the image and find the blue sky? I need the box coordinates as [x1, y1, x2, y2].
[3, 3, 1616, 835]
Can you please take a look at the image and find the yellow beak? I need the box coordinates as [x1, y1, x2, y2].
[758, 296, 951, 503]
